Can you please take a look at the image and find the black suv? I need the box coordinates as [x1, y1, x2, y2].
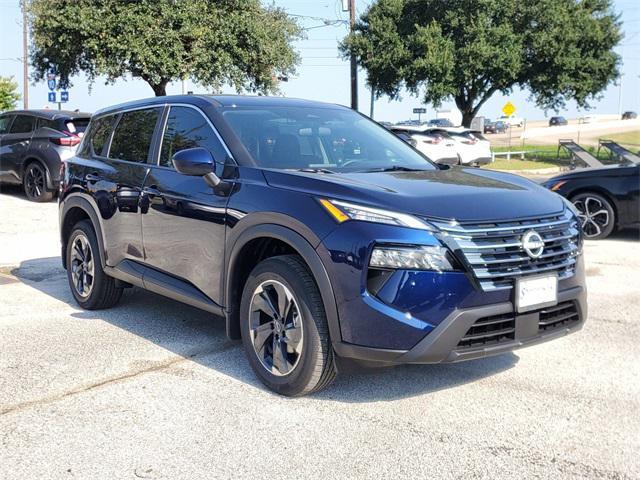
[60, 95, 586, 396]
[0, 109, 90, 201]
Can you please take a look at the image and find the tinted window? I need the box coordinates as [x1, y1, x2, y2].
[77, 115, 117, 158]
[64, 118, 90, 135]
[9, 115, 35, 134]
[109, 108, 160, 163]
[0, 115, 13, 134]
[222, 106, 435, 171]
[159, 106, 228, 168]
[36, 118, 57, 130]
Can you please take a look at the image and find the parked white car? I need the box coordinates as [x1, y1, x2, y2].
[389, 125, 459, 165]
[441, 127, 492, 166]
[497, 114, 524, 127]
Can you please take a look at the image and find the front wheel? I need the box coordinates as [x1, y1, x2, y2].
[572, 192, 615, 239]
[240, 255, 337, 396]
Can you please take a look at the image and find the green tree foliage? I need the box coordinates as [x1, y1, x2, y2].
[29, 0, 302, 96]
[342, 0, 622, 126]
[0, 76, 21, 112]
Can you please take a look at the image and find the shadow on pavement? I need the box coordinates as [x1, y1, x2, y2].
[10, 256, 519, 402]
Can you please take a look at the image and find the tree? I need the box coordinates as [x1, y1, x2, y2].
[341, 0, 622, 126]
[0, 76, 21, 112]
[29, 0, 302, 96]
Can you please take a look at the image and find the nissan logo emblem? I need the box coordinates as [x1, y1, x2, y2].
[522, 230, 545, 258]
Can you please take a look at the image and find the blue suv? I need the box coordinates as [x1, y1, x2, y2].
[59, 95, 587, 396]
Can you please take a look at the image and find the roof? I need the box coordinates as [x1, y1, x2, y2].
[1, 109, 91, 119]
[93, 94, 347, 117]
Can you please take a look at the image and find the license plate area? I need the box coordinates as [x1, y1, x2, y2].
[515, 274, 558, 313]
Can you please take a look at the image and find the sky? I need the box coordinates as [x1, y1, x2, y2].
[0, 0, 639, 122]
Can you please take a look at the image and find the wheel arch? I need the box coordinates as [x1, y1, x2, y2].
[224, 223, 340, 344]
[60, 195, 108, 270]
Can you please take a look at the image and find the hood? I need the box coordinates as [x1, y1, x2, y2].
[263, 167, 565, 222]
[546, 163, 634, 182]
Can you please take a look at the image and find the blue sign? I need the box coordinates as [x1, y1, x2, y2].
[47, 79, 56, 91]
[48, 92, 56, 103]
[60, 91, 69, 102]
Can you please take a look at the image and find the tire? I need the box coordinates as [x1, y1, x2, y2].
[66, 220, 123, 309]
[240, 255, 337, 396]
[571, 192, 616, 240]
[23, 162, 54, 202]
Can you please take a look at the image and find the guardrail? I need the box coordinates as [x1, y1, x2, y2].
[491, 150, 527, 161]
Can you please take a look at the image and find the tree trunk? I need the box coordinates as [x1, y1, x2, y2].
[455, 95, 475, 127]
[461, 110, 475, 128]
[148, 79, 169, 96]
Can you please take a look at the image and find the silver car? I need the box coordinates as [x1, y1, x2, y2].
[0, 109, 90, 201]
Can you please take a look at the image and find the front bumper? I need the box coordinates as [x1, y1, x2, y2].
[333, 285, 586, 365]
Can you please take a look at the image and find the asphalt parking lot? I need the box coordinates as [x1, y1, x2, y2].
[1, 189, 639, 480]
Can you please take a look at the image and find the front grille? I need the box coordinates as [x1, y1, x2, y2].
[457, 313, 516, 348]
[538, 301, 580, 331]
[433, 211, 581, 291]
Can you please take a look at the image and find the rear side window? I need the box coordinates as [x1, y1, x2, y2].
[109, 108, 161, 163]
[0, 115, 13, 134]
[159, 106, 228, 168]
[9, 115, 35, 134]
[36, 118, 57, 130]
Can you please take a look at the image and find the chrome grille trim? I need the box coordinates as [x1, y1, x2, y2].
[433, 211, 581, 291]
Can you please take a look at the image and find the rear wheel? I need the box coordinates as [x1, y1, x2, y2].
[23, 162, 54, 202]
[66, 220, 123, 309]
[571, 192, 615, 239]
[240, 255, 336, 396]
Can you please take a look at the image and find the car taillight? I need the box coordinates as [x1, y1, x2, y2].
[423, 136, 442, 145]
[50, 136, 81, 146]
[461, 138, 477, 145]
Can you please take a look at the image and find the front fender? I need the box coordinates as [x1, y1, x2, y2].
[224, 221, 341, 345]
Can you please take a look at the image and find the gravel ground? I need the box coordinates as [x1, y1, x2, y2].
[1, 190, 639, 480]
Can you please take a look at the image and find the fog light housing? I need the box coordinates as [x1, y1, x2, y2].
[370, 245, 457, 271]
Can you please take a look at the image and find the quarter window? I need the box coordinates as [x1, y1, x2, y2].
[159, 106, 228, 168]
[109, 108, 161, 163]
[9, 115, 35, 134]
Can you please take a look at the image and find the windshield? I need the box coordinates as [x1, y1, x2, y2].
[221, 105, 436, 172]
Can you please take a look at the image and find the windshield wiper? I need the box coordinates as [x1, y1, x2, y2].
[359, 165, 429, 173]
[295, 168, 336, 174]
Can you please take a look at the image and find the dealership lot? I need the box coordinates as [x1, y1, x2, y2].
[1, 190, 639, 479]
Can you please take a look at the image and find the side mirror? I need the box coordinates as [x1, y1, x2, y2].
[172, 147, 221, 186]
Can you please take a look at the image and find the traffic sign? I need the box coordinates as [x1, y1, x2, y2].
[48, 92, 56, 103]
[60, 91, 69, 102]
[413, 108, 427, 114]
[47, 78, 56, 91]
[502, 101, 516, 117]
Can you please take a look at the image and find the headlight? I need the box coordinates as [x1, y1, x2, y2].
[370, 245, 457, 271]
[319, 199, 433, 230]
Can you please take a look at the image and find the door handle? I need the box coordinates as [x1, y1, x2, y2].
[85, 173, 102, 183]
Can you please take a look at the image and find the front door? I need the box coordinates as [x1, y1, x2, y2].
[140, 105, 233, 305]
[0, 114, 34, 184]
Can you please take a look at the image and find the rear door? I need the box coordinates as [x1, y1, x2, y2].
[83, 107, 162, 267]
[140, 104, 233, 304]
[0, 114, 35, 183]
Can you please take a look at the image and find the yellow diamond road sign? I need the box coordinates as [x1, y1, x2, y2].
[502, 101, 516, 117]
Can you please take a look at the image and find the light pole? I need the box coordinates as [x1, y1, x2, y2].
[21, 0, 29, 109]
[348, 0, 358, 111]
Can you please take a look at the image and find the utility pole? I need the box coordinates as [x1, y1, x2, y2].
[348, 0, 358, 111]
[369, 85, 375, 119]
[21, 0, 29, 109]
